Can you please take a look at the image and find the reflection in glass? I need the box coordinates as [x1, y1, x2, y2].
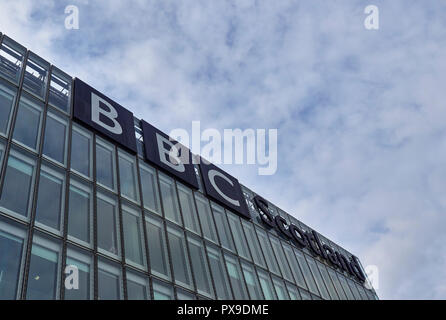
[118, 151, 139, 202]
[127, 272, 149, 300]
[70, 126, 92, 177]
[43, 113, 67, 164]
[96, 140, 115, 190]
[241, 262, 263, 299]
[12, 95, 43, 150]
[97, 193, 119, 257]
[242, 221, 266, 268]
[159, 174, 181, 224]
[139, 164, 160, 213]
[153, 280, 173, 300]
[178, 184, 200, 234]
[212, 204, 235, 251]
[257, 269, 276, 300]
[225, 254, 248, 299]
[167, 227, 192, 288]
[67, 180, 92, 246]
[123, 205, 145, 268]
[207, 246, 232, 300]
[98, 260, 122, 300]
[145, 215, 170, 279]
[187, 236, 213, 297]
[195, 194, 218, 243]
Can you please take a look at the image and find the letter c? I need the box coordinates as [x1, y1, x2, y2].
[208, 169, 240, 207]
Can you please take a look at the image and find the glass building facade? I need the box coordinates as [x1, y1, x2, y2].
[0, 33, 378, 300]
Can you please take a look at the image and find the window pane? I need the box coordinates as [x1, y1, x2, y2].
[43, 113, 67, 165]
[0, 149, 36, 219]
[195, 194, 217, 243]
[0, 220, 26, 299]
[67, 179, 92, 246]
[49, 68, 71, 113]
[282, 243, 307, 290]
[178, 184, 200, 234]
[347, 278, 362, 300]
[153, 280, 173, 300]
[145, 215, 170, 279]
[26, 236, 60, 300]
[257, 269, 276, 300]
[306, 256, 330, 300]
[327, 267, 347, 300]
[70, 126, 92, 178]
[227, 212, 251, 260]
[12, 95, 43, 150]
[0, 140, 4, 167]
[118, 151, 139, 202]
[337, 273, 355, 300]
[97, 192, 120, 257]
[299, 288, 312, 300]
[269, 237, 293, 282]
[0, 79, 17, 137]
[294, 249, 319, 296]
[35, 164, 65, 232]
[65, 247, 92, 300]
[212, 204, 235, 251]
[126, 272, 149, 300]
[159, 174, 181, 225]
[207, 246, 232, 300]
[23, 53, 49, 99]
[122, 204, 145, 268]
[241, 262, 263, 300]
[187, 236, 213, 297]
[0, 37, 25, 84]
[256, 227, 280, 275]
[224, 254, 248, 299]
[177, 289, 195, 300]
[272, 277, 289, 300]
[167, 227, 192, 288]
[317, 261, 339, 300]
[96, 139, 116, 190]
[139, 164, 160, 213]
[242, 221, 266, 268]
[98, 260, 122, 300]
[286, 283, 301, 300]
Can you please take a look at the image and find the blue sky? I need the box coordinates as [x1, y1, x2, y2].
[2, 0, 446, 299]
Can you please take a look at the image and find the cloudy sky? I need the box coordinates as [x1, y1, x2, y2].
[2, 0, 446, 299]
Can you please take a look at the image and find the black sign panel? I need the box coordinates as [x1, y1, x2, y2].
[141, 120, 198, 189]
[199, 161, 250, 219]
[73, 78, 137, 153]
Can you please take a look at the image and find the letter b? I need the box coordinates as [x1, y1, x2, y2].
[91, 92, 123, 135]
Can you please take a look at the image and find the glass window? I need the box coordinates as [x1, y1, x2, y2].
[122, 204, 146, 269]
[153, 280, 173, 300]
[206, 245, 232, 300]
[0, 139, 4, 166]
[272, 276, 289, 300]
[0, 79, 17, 137]
[195, 193, 218, 243]
[0, 148, 36, 220]
[159, 174, 181, 225]
[337, 273, 355, 300]
[255, 227, 280, 276]
[48, 68, 71, 113]
[299, 289, 312, 300]
[64, 246, 93, 300]
[257, 269, 276, 300]
[306, 256, 330, 300]
[187, 235, 213, 297]
[347, 278, 362, 300]
[0, 218, 26, 300]
[241, 262, 263, 300]
[177, 289, 195, 300]
[97, 259, 123, 300]
[42, 112, 68, 165]
[67, 177, 93, 247]
[26, 234, 61, 300]
[118, 150, 139, 203]
[97, 192, 120, 258]
[126, 271, 149, 300]
[317, 261, 339, 300]
[35, 163, 66, 233]
[23, 52, 49, 99]
[70, 125, 92, 178]
[212, 204, 235, 251]
[286, 283, 301, 300]
[294, 249, 319, 296]
[178, 184, 200, 234]
[356, 283, 369, 300]
[242, 221, 266, 268]
[269, 237, 293, 283]
[327, 267, 347, 300]
[145, 215, 170, 279]
[12, 94, 43, 151]
[227, 212, 251, 260]
[167, 226, 193, 289]
[139, 163, 160, 214]
[96, 138, 116, 191]
[0, 37, 25, 84]
[282, 243, 307, 290]
[224, 254, 248, 299]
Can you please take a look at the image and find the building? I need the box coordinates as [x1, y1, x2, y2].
[0, 32, 378, 300]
